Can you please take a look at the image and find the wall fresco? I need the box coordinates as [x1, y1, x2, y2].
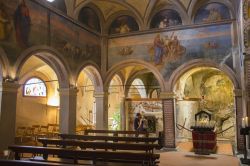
[108, 23, 233, 80]
[150, 9, 182, 29]
[0, 0, 101, 68]
[194, 3, 231, 23]
[50, 13, 101, 68]
[109, 15, 139, 34]
[78, 7, 101, 32]
[0, 0, 48, 62]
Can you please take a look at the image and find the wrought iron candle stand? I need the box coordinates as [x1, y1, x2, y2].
[240, 127, 250, 164]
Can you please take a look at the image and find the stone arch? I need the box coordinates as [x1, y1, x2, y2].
[124, 69, 151, 98]
[74, 3, 105, 34]
[14, 45, 71, 89]
[0, 47, 10, 81]
[104, 11, 143, 35]
[169, 59, 243, 150]
[75, 62, 103, 92]
[189, 0, 235, 22]
[104, 59, 166, 93]
[169, 59, 239, 91]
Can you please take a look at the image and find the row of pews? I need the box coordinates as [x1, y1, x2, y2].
[1, 130, 163, 166]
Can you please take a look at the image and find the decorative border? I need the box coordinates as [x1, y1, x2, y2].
[243, 0, 249, 20]
[244, 26, 250, 48]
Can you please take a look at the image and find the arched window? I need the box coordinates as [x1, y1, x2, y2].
[24, 77, 47, 97]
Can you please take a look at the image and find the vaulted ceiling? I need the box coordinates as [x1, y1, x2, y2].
[64, 0, 238, 23]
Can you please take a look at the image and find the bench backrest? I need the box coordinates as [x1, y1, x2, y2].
[84, 130, 151, 137]
[38, 138, 160, 151]
[58, 134, 160, 144]
[0, 159, 74, 166]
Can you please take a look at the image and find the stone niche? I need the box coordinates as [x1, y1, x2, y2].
[125, 99, 163, 133]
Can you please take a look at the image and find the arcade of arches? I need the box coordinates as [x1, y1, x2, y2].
[0, 0, 248, 161]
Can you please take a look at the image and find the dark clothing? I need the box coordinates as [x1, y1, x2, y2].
[134, 117, 143, 131]
[14, 1, 31, 48]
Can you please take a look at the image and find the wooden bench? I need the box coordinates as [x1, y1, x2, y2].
[38, 138, 160, 153]
[0, 159, 76, 166]
[8, 145, 160, 165]
[84, 129, 152, 137]
[59, 134, 161, 145]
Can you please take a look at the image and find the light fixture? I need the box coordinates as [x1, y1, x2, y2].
[46, 0, 55, 2]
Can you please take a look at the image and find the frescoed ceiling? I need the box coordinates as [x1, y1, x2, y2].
[62, 0, 237, 26]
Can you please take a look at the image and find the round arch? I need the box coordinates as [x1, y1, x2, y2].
[0, 47, 10, 81]
[14, 45, 71, 89]
[189, 0, 235, 22]
[146, 2, 189, 29]
[74, 3, 105, 34]
[124, 69, 151, 98]
[169, 59, 239, 91]
[104, 59, 166, 92]
[75, 62, 103, 92]
[104, 11, 143, 35]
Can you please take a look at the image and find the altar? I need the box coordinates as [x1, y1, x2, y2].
[191, 110, 216, 154]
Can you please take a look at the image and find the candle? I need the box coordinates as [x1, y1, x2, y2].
[242, 118, 246, 128]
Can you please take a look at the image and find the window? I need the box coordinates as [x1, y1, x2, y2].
[24, 77, 47, 97]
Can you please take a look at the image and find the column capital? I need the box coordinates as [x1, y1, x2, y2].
[160, 92, 176, 99]
[0, 82, 20, 93]
[234, 89, 242, 97]
[58, 87, 78, 96]
[94, 91, 108, 98]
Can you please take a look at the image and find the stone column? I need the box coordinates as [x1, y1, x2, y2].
[160, 92, 176, 149]
[0, 82, 19, 151]
[58, 87, 78, 134]
[120, 95, 126, 130]
[235, 89, 244, 151]
[100, 36, 108, 77]
[94, 92, 108, 130]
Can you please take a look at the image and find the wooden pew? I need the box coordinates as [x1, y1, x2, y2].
[58, 134, 161, 145]
[8, 145, 160, 165]
[38, 138, 160, 153]
[84, 129, 151, 137]
[0, 159, 75, 166]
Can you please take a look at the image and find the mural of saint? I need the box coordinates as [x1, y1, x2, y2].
[78, 7, 101, 32]
[109, 15, 139, 34]
[153, 34, 164, 65]
[149, 33, 186, 65]
[0, 3, 11, 41]
[194, 3, 230, 23]
[150, 9, 182, 29]
[14, 0, 31, 48]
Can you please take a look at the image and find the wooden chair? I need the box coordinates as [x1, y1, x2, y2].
[37, 125, 48, 138]
[47, 124, 59, 138]
[15, 127, 27, 144]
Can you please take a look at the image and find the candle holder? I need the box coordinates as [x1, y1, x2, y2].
[240, 127, 250, 164]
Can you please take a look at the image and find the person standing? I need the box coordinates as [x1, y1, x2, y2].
[134, 113, 144, 131]
[153, 34, 164, 65]
[14, 0, 31, 48]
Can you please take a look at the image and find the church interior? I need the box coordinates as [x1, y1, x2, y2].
[0, 0, 248, 165]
